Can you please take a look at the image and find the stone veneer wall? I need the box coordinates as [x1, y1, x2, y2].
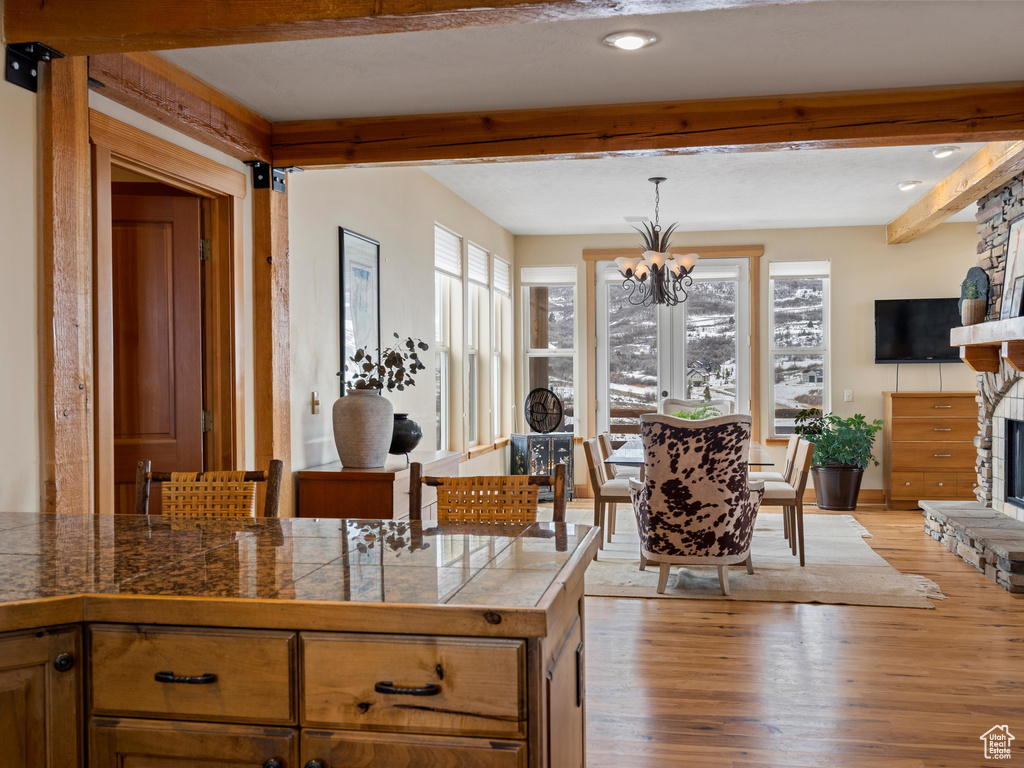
[971, 173, 1024, 512]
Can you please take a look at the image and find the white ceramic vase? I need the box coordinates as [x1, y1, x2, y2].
[333, 389, 394, 468]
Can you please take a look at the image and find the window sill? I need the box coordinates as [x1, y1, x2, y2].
[460, 437, 512, 463]
[765, 437, 790, 446]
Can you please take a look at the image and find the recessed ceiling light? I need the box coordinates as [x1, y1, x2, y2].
[931, 146, 960, 159]
[602, 31, 658, 51]
[897, 180, 923, 192]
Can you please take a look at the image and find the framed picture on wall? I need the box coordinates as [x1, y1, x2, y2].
[339, 228, 380, 394]
[1012, 276, 1024, 318]
[1000, 217, 1024, 319]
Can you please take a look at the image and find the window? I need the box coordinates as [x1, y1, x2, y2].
[466, 243, 489, 447]
[492, 257, 511, 438]
[434, 224, 462, 451]
[769, 260, 830, 435]
[522, 265, 577, 432]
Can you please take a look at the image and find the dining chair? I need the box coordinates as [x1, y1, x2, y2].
[629, 413, 764, 595]
[749, 433, 800, 485]
[583, 437, 632, 548]
[408, 463, 567, 523]
[134, 459, 284, 518]
[758, 439, 815, 566]
[597, 432, 640, 480]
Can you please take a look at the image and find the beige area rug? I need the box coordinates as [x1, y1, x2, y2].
[566, 508, 944, 609]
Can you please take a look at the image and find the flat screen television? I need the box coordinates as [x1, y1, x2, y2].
[874, 298, 963, 364]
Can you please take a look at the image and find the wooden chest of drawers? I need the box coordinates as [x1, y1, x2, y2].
[883, 392, 978, 509]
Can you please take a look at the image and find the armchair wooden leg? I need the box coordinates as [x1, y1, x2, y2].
[745, 555, 754, 575]
[656, 563, 671, 594]
[796, 499, 806, 567]
[639, 552, 647, 571]
[717, 565, 731, 596]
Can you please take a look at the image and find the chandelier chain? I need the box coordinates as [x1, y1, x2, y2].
[654, 180, 661, 232]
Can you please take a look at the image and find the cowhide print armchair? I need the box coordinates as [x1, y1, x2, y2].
[628, 413, 765, 596]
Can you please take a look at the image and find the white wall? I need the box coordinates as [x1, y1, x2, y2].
[288, 167, 515, 473]
[515, 223, 979, 490]
[0, 81, 41, 510]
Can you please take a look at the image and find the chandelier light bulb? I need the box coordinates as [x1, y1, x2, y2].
[643, 250, 668, 269]
[615, 255, 642, 278]
[677, 252, 700, 272]
[602, 31, 658, 51]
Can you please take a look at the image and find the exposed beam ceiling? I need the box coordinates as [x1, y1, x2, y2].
[2, 0, 817, 56]
[271, 82, 1024, 168]
[887, 141, 1024, 244]
[88, 53, 272, 163]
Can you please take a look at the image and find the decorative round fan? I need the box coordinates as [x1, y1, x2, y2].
[525, 388, 563, 433]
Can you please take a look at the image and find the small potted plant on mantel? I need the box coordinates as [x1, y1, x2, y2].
[794, 408, 885, 511]
[961, 277, 986, 326]
[333, 334, 428, 468]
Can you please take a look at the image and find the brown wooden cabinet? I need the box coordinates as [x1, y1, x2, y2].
[301, 730, 528, 767]
[883, 391, 978, 509]
[90, 718, 298, 767]
[0, 626, 82, 768]
[297, 450, 460, 519]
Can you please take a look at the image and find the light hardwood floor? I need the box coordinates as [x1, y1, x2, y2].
[583, 505, 1024, 767]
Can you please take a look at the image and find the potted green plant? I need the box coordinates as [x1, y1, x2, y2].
[961, 277, 986, 326]
[333, 335, 428, 468]
[672, 404, 722, 420]
[794, 408, 884, 511]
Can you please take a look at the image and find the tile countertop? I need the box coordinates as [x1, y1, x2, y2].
[0, 512, 599, 636]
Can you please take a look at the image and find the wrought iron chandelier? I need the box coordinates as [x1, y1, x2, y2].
[615, 177, 700, 307]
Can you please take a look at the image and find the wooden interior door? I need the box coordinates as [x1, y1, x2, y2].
[112, 188, 203, 514]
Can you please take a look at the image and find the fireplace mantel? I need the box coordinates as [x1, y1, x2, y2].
[951, 317, 1024, 372]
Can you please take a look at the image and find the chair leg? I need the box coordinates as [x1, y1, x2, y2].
[639, 552, 647, 571]
[796, 498, 806, 567]
[745, 554, 754, 575]
[656, 563, 671, 594]
[609, 503, 617, 537]
[788, 506, 798, 556]
[782, 505, 790, 541]
[593, 500, 605, 550]
[717, 565, 731, 596]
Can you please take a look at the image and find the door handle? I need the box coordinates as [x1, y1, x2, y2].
[154, 671, 217, 685]
[661, 391, 669, 397]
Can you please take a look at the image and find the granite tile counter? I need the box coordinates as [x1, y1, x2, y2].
[0, 512, 599, 635]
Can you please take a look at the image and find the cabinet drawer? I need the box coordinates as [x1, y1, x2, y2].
[890, 472, 924, 499]
[891, 419, 976, 442]
[302, 730, 527, 768]
[922, 473, 959, 497]
[889, 396, 975, 419]
[890, 442, 976, 470]
[959, 473, 980, 498]
[90, 625, 296, 724]
[301, 633, 526, 738]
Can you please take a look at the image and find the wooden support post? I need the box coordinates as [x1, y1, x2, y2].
[1002, 341, 1024, 372]
[42, 56, 93, 514]
[253, 182, 292, 516]
[960, 345, 1000, 373]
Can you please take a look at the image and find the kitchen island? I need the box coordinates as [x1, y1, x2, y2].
[0, 511, 598, 768]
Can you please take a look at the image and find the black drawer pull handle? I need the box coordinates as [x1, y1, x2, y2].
[374, 681, 441, 696]
[155, 671, 217, 685]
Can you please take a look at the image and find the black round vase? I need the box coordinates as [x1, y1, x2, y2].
[389, 413, 423, 455]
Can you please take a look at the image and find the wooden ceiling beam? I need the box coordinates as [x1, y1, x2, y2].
[89, 53, 272, 163]
[886, 141, 1024, 245]
[270, 81, 1024, 168]
[4, 0, 814, 56]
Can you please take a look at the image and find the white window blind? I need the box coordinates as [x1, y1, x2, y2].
[770, 260, 830, 279]
[434, 224, 462, 277]
[493, 256, 511, 296]
[468, 243, 490, 285]
[521, 265, 576, 285]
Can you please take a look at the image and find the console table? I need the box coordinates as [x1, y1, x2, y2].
[297, 450, 460, 519]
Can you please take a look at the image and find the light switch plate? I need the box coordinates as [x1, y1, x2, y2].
[844, 390, 853, 402]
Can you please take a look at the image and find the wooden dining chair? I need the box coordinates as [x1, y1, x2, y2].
[408, 463, 567, 524]
[749, 433, 800, 485]
[597, 432, 640, 480]
[583, 437, 632, 548]
[134, 459, 284, 518]
[758, 439, 815, 566]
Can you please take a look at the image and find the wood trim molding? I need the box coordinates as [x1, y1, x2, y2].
[4, 0, 812, 55]
[42, 56, 93, 514]
[91, 145, 114, 517]
[582, 245, 765, 261]
[253, 184, 293, 516]
[88, 53, 272, 163]
[89, 110, 247, 199]
[886, 141, 1024, 244]
[271, 82, 1024, 168]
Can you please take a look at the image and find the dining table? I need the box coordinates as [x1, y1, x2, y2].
[605, 438, 775, 467]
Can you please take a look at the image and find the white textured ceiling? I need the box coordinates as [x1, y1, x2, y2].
[159, 0, 1023, 233]
[422, 144, 987, 234]
[162, 1, 1024, 120]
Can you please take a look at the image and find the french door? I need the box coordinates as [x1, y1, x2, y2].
[596, 258, 751, 438]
